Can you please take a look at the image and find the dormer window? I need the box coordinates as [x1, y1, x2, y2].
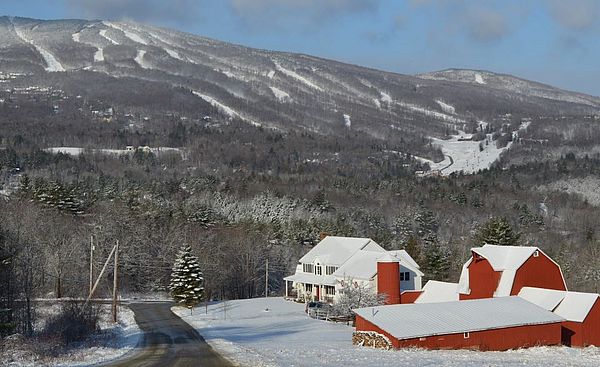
[533, 250, 540, 257]
[303, 263, 314, 273]
[315, 265, 322, 276]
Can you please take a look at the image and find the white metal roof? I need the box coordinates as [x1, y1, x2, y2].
[298, 236, 384, 266]
[458, 244, 564, 297]
[388, 250, 421, 270]
[415, 280, 459, 303]
[519, 287, 600, 323]
[353, 296, 564, 340]
[283, 273, 336, 286]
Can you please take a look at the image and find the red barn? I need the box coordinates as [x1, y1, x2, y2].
[458, 245, 566, 300]
[519, 287, 600, 347]
[353, 297, 563, 351]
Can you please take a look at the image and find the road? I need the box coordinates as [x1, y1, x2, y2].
[102, 302, 235, 367]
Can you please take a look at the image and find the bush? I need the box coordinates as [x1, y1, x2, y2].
[42, 302, 100, 345]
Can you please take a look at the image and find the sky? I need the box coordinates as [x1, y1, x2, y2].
[1, 0, 600, 96]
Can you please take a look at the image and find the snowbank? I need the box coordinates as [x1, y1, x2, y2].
[172, 297, 600, 367]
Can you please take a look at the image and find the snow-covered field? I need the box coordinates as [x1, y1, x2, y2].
[1, 304, 140, 367]
[173, 297, 600, 367]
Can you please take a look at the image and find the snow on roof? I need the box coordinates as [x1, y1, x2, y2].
[415, 281, 459, 304]
[332, 250, 423, 281]
[354, 297, 564, 340]
[298, 236, 384, 266]
[388, 250, 421, 270]
[458, 245, 561, 297]
[283, 273, 336, 286]
[519, 287, 600, 323]
[518, 287, 566, 311]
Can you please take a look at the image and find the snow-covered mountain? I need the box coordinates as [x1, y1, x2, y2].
[1, 16, 599, 172]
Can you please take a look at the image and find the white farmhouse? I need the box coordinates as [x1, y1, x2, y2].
[284, 236, 423, 304]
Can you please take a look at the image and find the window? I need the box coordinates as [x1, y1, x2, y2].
[315, 266, 322, 276]
[533, 250, 540, 257]
[303, 263, 314, 273]
[400, 273, 405, 281]
[305, 284, 313, 293]
[400, 272, 410, 281]
[324, 285, 335, 295]
[325, 266, 338, 275]
[463, 332, 470, 339]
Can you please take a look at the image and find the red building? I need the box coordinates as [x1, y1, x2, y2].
[457, 245, 566, 300]
[354, 297, 563, 351]
[519, 287, 600, 347]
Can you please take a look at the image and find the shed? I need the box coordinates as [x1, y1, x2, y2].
[519, 287, 600, 347]
[354, 297, 563, 351]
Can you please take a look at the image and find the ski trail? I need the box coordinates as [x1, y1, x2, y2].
[11, 19, 65, 72]
[100, 29, 119, 45]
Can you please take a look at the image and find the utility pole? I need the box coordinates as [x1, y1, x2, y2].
[89, 236, 94, 295]
[85, 244, 117, 307]
[265, 258, 269, 298]
[112, 240, 119, 323]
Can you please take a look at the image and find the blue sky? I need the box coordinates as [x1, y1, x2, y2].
[2, 0, 600, 96]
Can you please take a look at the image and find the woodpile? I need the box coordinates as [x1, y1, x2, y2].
[352, 331, 392, 350]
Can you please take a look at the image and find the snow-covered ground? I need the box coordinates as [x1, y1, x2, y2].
[417, 120, 531, 175]
[192, 91, 261, 127]
[172, 297, 600, 367]
[11, 21, 65, 73]
[273, 61, 323, 91]
[270, 87, 290, 102]
[1, 304, 140, 367]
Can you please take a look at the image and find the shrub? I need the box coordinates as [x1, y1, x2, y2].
[42, 302, 100, 345]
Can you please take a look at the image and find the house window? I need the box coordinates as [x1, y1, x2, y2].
[305, 284, 313, 293]
[315, 266, 322, 276]
[533, 250, 540, 257]
[324, 285, 335, 295]
[325, 266, 338, 275]
[400, 273, 404, 281]
[464, 332, 470, 339]
[303, 263, 314, 273]
[400, 272, 410, 281]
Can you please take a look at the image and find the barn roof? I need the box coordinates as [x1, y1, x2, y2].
[458, 245, 562, 297]
[354, 296, 563, 340]
[519, 287, 599, 323]
[415, 280, 459, 304]
[298, 236, 384, 266]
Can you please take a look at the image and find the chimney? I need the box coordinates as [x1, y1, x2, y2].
[377, 254, 401, 305]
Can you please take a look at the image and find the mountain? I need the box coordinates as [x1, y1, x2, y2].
[1, 16, 599, 173]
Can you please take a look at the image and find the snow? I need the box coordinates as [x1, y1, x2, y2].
[71, 32, 80, 43]
[380, 92, 393, 104]
[99, 29, 119, 45]
[475, 73, 486, 84]
[267, 70, 276, 79]
[94, 48, 104, 62]
[273, 61, 323, 91]
[192, 91, 261, 127]
[298, 236, 383, 267]
[397, 101, 465, 124]
[134, 50, 150, 69]
[415, 280, 459, 303]
[373, 98, 381, 109]
[12, 23, 65, 72]
[105, 22, 148, 45]
[519, 287, 600, 323]
[2, 304, 140, 367]
[518, 287, 566, 311]
[343, 114, 352, 128]
[435, 100, 456, 114]
[45, 147, 183, 157]
[270, 86, 290, 102]
[173, 297, 600, 367]
[355, 297, 563, 341]
[164, 48, 183, 61]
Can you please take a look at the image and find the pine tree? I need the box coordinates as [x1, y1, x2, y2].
[169, 245, 204, 313]
[474, 217, 520, 246]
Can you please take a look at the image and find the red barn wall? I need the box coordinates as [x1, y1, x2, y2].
[459, 257, 501, 300]
[355, 315, 562, 351]
[400, 290, 422, 304]
[510, 254, 566, 295]
[563, 298, 600, 347]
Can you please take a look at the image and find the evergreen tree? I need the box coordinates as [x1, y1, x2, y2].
[422, 239, 451, 281]
[474, 217, 520, 246]
[169, 245, 204, 312]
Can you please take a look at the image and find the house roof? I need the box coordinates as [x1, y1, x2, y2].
[283, 272, 336, 286]
[519, 287, 599, 323]
[298, 236, 384, 266]
[332, 249, 424, 281]
[458, 244, 563, 297]
[415, 280, 459, 304]
[353, 296, 564, 341]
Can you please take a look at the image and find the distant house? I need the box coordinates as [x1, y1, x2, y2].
[458, 245, 566, 300]
[283, 236, 423, 304]
[519, 287, 600, 347]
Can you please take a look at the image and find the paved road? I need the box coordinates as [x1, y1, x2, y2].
[103, 302, 234, 367]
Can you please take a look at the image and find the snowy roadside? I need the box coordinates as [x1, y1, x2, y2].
[173, 297, 600, 367]
[1, 304, 141, 367]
